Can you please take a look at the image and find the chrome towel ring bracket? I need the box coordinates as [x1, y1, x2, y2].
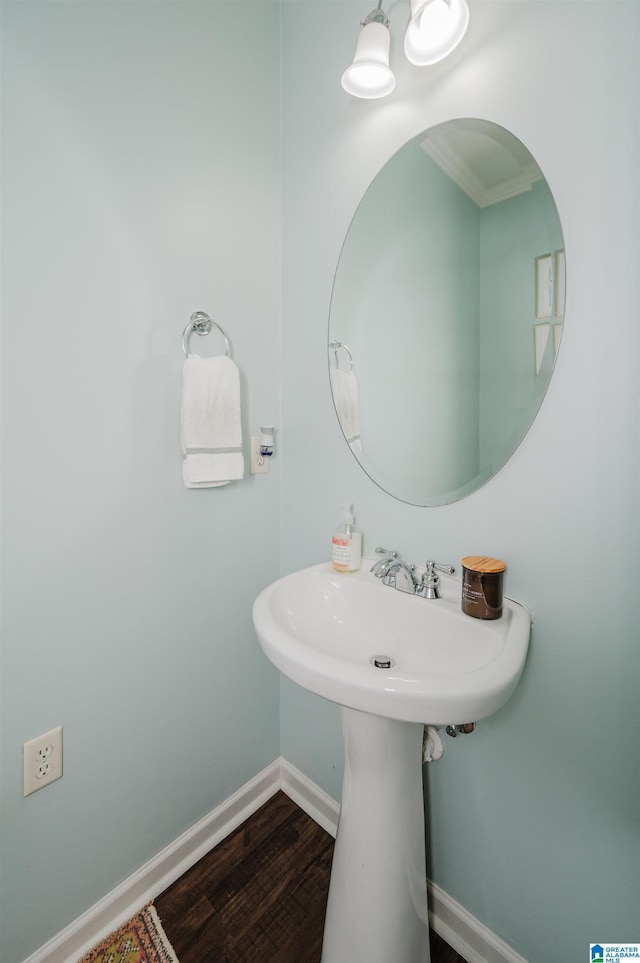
[329, 339, 354, 372]
[182, 311, 231, 358]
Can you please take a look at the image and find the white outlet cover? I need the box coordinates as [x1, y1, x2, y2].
[250, 436, 270, 475]
[23, 726, 63, 796]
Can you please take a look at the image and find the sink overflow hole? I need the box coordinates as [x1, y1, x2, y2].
[371, 655, 395, 669]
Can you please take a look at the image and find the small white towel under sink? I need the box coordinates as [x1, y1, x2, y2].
[422, 726, 445, 762]
[181, 353, 244, 488]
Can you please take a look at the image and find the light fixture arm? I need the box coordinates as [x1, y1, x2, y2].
[361, 2, 390, 28]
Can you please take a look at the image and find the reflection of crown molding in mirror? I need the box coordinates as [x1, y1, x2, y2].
[328, 118, 566, 507]
[420, 128, 543, 209]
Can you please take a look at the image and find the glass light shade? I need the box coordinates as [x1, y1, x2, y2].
[341, 21, 396, 99]
[404, 0, 469, 66]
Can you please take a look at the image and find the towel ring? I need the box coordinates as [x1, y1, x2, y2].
[329, 340, 354, 372]
[182, 311, 231, 358]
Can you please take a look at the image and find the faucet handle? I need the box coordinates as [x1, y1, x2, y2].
[425, 560, 455, 575]
[418, 560, 455, 599]
[375, 547, 400, 558]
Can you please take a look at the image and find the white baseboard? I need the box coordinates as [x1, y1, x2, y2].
[23, 757, 527, 963]
[427, 881, 528, 963]
[279, 757, 340, 838]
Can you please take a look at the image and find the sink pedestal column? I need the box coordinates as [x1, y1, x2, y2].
[321, 708, 431, 963]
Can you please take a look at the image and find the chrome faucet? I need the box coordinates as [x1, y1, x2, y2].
[371, 549, 454, 599]
[383, 559, 420, 594]
[371, 549, 418, 592]
[370, 548, 401, 578]
[369, 547, 400, 577]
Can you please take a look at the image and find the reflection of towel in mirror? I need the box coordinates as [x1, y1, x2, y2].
[330, 368, 361, 453]
[181, 354, 244, 488]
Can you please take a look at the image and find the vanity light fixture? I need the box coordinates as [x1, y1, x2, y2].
[404, 0, 469, 66]
[342, 0, 469, 98]
[341, 2, 396, 100]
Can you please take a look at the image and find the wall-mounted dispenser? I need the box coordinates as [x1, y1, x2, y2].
[250, 426, 276, 475]
[258, 426, 275, 457]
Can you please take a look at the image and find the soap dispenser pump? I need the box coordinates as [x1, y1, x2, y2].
[332, 504, 362, 573]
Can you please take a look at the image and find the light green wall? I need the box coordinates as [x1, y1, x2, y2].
[280, 2, 639, 961]
[2, 3, 638, 963]
[0, 4, 281, 962]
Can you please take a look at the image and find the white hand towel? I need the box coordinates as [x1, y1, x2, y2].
[181, 354, 244, 488]
[330, 368, 362, 453]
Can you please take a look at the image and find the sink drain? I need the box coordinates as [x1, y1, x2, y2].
[370, 654, 395, 669]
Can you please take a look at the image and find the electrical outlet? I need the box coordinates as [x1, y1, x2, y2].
[23, 726, 63, 796]
[250, 436, 270, 474]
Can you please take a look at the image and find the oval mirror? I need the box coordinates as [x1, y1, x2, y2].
[329, 118, 565, 506]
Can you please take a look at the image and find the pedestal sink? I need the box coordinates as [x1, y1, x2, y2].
[253, 560, 531, 963]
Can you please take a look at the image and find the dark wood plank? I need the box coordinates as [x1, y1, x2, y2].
[155, 790, 467, 963]
[230, 829, 333, 962]
[158, 792, 301, 923]
[430, 929, 469, 963]
[196, 812, 331, 960]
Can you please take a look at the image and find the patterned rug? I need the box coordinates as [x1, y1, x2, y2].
[78, 904, 179, 963]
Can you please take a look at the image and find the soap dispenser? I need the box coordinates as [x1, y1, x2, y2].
[332, 504, 362, 573]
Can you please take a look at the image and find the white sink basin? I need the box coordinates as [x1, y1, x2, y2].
[253, 559, 530, 725]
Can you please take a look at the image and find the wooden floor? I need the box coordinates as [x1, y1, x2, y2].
[156, 791, 466, 963]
